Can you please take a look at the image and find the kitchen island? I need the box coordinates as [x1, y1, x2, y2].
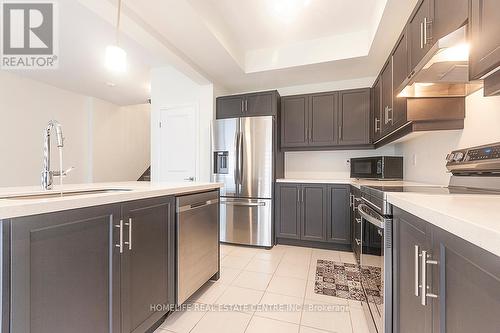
[0, 181, 222, 333]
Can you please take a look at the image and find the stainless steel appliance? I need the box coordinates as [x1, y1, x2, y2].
[350, 156, 403, 180]
[176, 191, 219, 304]
[212, 116, 274, 247]
[397, 25, 483, 98]
[358, 142, 500, 333]
[358, 202, 392, 333]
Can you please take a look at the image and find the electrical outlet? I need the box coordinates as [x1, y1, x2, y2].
[412, 154, 417, 166]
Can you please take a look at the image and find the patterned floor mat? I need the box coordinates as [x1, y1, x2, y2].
[314, 260, 382, 303]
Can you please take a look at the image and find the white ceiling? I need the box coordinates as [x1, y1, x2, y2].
[191, 0, 385, 51]
[123, 0, 419, 93]
[7, 0, 164, 106]
[7, 0, 420, 104]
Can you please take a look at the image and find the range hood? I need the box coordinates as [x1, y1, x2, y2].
[397, 25, 483, 98]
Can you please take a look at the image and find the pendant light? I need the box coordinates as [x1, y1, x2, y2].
[105, 0, 127, 73]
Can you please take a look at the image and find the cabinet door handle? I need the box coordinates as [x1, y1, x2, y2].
[241, 100, 244, 113]
[124, 217, 132, 251]
[338, 126, 342, 140]
[420, 22, 424, 49]
[297, 189, 300, 203]
[245, 99, 248, 112]
[420, 250, 439, 306]
[301, 188, 304, 203]
[115, 219, 123, 254]
[423, 17, 432, 45]
[415, 245, 420, 296]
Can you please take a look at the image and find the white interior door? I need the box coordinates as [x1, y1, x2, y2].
[159, 105, 198, 182]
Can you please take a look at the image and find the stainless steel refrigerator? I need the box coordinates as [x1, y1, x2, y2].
[212, 116, 274, 247]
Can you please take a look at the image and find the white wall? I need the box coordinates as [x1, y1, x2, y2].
[0, 71, 150, 187]
[395, 89, 500, 185]
[92, 101, 151, 182]
[150, 66, 214, 183]
[285, 146, 397, 179]
[277, 77, 375, 96]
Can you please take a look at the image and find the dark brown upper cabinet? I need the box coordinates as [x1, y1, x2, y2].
[372, 78, 383, 142]
[217, 95, 245, 119]
[432, 0, 468, 41]
[281, 92, 338, 149]
[380, 60, 394, 136]
[216, 90, 279, 119]
[281, 95, 309, 148]
[408, 0, 432, 70]
[338, 88, 371, 145]
[309, 92, 338, 147]
[282, 90, 371, 150]
[392, 30, 409, 130]
[469, 0, 500, 80]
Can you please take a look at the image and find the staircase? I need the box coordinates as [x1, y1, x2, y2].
[138, 166, 151, 181]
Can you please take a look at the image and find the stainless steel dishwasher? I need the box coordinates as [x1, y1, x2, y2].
[176, 190, 219, 304]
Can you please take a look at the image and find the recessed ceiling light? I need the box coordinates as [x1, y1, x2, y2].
[106, 81, 116, 87]
[271, 0, 311, 23]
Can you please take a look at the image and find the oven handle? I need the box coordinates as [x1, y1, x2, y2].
[358, 203, 389, 229]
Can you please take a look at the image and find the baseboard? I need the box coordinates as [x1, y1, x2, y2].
[276, 238, 352, 252]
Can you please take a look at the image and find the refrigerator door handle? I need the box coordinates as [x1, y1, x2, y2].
[239, 130, 244, 186]
[234, 131, 240, 194]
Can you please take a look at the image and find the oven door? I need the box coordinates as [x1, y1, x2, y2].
[350, 157, 383, 179]
[358, 203, 392, 333]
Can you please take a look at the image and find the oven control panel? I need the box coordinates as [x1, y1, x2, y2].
[446, 142, 500, 173]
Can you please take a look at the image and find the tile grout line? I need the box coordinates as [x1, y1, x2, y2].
[298, 249, 313, 328]
[243, 247, 286, 333]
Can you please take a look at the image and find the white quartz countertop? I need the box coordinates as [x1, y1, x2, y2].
[277, 178, 500, 257]
[276, 178, 434, 189]
[0, 181, 222, 219]
[386, 192, 500, 257]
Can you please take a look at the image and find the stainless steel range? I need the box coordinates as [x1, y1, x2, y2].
[357, 142, 500, 333]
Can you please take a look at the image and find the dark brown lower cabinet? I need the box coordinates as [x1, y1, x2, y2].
[393, 207, 500, 333]
[326, 185, 350, 244]
[8, 204, 122, 333]
[301, 185, 327, 242]
[275, 183, 301, 239]
[3, 196, 176, 333]
[275, 183, 350, 248]
[393, 208, 433, 333]
[121, 197, 175, 333]
[431, 225, 500, 332]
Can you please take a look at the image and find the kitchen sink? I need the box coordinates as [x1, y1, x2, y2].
[0, 188, 133, 200]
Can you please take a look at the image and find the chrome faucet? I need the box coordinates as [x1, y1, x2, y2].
[41, 120, 73, 190]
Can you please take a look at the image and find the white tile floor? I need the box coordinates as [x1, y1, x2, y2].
[155, 244, 371, 333]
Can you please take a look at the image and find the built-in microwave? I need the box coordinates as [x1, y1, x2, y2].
[350, 156, 403, 180]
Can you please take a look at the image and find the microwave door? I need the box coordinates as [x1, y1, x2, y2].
[212, 118, 239, 197]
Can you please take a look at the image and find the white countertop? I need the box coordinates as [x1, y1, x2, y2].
[0, 181, 222, 219]
[277, 178, 500, 257]
[276, 178, 435, 189]
[387, 192, 500, 257]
